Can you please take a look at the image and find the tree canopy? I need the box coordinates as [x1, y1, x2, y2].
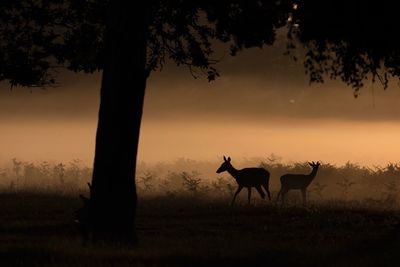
[2, 0, 400, 92]
[288, 0, 400, 95]
[0, 0, 292, 86]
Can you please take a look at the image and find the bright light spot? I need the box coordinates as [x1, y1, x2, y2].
[293, 3, 298, 10]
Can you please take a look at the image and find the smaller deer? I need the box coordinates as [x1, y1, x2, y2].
[276, 161, 320, 205]
[216, 156, 271, 205]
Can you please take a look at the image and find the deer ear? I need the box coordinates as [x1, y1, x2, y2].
[227, 157, 231, 162]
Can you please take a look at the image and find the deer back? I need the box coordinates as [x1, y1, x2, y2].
[235, 168, 270, 187]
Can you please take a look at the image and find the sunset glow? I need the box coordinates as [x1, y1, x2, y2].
[1, 42, 400, 167]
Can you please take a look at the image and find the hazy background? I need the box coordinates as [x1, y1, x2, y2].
[1, 37, 400, 167]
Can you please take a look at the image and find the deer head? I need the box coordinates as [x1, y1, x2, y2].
[308, 161, 321, 170]
[216, 156, 231, 173]
[308, 161, 321, 168]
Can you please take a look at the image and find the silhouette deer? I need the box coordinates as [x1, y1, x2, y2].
[276, 161, 320, 205]
[75, 182, 92, 241]
[216, 156, 271, 205]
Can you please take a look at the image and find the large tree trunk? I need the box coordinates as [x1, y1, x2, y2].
[87, 1, 148, 243]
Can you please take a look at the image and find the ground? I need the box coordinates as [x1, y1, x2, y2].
[0, 192, 399, 266]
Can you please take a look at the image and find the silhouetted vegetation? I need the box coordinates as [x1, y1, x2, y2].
[288, 0, 400, 94]
[1, 158, 91, 194]
[1, 157, 400, 207]
[1, 157, 400, 265]
[0, 191, 399, 267]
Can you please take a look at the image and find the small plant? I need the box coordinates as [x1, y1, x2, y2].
[8, 181, 16, 192]
[54, 163, 66, 185]
[181, 171, 201, 194]
[384, 163, 400, 176]
[165, 171, 183, 190]
[336, 177, 356, 200]
[39, 161, 51, 179]
[310, 182, 327, 199]
[68, 159, 82, 181]
[158, 178, 177, 197]
[383, 180, 398, 206]
[226, 183, 235, 197]
[211, 177, 235, 198]
[266, 153, 282, 164]
[0, 168, 6, 179]
[211, 177, 227, 192]
[12, 158, 22, 178]
[23, 162, 37, 186]
[139, 171, 155, 192]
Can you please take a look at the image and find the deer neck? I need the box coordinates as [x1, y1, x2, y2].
[227, 165, 240, 179]
[307, 168, 319, 182]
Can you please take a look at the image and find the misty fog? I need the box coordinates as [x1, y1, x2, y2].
[1, 39, 400, 167]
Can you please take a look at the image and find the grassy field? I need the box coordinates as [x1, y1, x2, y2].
[0, 192, 400, 267]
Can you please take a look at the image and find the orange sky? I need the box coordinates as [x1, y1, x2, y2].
[1, 118, 399, 166]
[1, 42, 400, 167]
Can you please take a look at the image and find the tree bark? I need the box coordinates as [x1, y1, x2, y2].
[87, 1, 148, 244]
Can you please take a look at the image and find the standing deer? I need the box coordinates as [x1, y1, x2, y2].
[216, 156, 271, 205]
[276, 161, 320, 205]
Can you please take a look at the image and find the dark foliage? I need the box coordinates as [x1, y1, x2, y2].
[0, 0, 293, 86]
[288, 0, 400, 95]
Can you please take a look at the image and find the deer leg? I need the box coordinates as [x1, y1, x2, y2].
[262, 183, 271, 201]
[231, 186, 243, 206]
[255, 185, 265, 200]
[276, 189, 282, 202]
[276, 186, 285, 202]
[281, 189, 289, 205]
[301, 188, 307, 205]
[247, 187, 252, 204]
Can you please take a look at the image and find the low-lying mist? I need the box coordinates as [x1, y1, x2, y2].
[1, 157, 399, 208]
[2, 119, 400, 166]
